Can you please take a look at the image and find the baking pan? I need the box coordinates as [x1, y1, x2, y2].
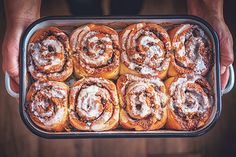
[5, 16, 235, 138]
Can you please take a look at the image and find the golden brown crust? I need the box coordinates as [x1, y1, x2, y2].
[165, 74, 213, 130]
[119, 23, 171, 79]
[68, 77, 119, 131]
[70, 24, 120, 79]
[26, 80, 69, 131]
[168, 24, 213, 77]
[27, 27, 73, 81]
[117, 74, 168, 130]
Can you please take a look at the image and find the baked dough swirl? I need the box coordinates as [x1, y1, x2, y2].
[69, 77, 120, 131]
[117, 74, 168, 130]
[120, 23, 171, 79]
[70, 24, 120, 79]
[27, 27, 73, 81]
[165, 74, 213, 130]
[168, 24, 213, 76]
[26, 81, 69, 131]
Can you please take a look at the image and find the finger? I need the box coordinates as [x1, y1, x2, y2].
[15, 98, 19, 104]
[220, 65, 227, 75]
[219, 27, 234, 68]
[10, 76, 19, 93]
[221, 67, 230, 90]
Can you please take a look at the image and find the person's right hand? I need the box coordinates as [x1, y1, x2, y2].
[2, 19, 35, 93]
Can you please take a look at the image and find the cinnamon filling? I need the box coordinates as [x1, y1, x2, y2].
[28, 82, 67, 123]
[121, 23, 171, 76]
[169, 75, 213, 130]
[173, 25, 212, 75]
[123, 80, 166, 121]
[72, 81, 115, 123]
[28, 27, 72, 79]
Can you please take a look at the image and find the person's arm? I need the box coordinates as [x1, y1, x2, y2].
[187, 0, 234, 89]
[2, 0, 41, 92]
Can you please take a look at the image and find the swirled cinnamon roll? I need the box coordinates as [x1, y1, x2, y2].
[26, 81, 69, 131]
[165, 74, 214, 130]
[70, 24, 120, 79]
[117, 74, 168, 131]
[120, 23, 171, 79]
[27, 27, 73, 81]
[168, 24, 213, 76]
[69, 77, 119, 131]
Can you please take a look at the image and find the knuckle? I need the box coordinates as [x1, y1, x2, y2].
[6, 65, 19, 77]
[225, 35, 233, 45]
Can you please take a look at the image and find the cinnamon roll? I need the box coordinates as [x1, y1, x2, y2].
[26, 81, 69, 131]
[117, 74, 168, 131]
[70, 24, 120, 79]
[120, 23, 171, 79]
[165, 74, 213, 130]
[27, 27, 73, 81]
[69, 77, 119, 131]
[168, 24, 213, 76]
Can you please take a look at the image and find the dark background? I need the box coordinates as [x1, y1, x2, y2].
[0, 0, 235, 157]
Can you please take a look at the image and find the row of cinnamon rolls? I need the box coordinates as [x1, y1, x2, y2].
[27, 23, 213, 81]
[26, 74, 213, 132]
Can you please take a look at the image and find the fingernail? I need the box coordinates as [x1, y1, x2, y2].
[11, 76, 19, 84]
[221, 65, 227, 75]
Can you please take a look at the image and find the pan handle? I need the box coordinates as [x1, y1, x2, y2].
[5, 72, 19, 98]
[222, 64, 235, 95]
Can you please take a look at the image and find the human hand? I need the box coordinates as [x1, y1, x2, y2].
[2, 19, 36, 94]
[3, 0, 41, 99]
[207, 17, 234, 90]
[187, 0, 234, 90]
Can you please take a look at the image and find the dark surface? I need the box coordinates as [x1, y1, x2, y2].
[0, 0, 236, 157]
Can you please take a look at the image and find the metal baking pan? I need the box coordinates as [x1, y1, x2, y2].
[4, 16, 235, 138]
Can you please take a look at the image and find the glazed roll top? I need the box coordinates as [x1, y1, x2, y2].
[165, 74, 213, 130]
[26, 81, 69, 131]
[120, 23, 171, 79]
[69, 77, 120, 131]
[27, 27, 73, 81]
[117, 74, 168, 130]
[169, 24, 212, 76]
[70, 24, 120, 79]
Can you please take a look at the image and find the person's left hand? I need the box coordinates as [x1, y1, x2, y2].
[209, 17, 234, 90]
[187, 0, 234, 90]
